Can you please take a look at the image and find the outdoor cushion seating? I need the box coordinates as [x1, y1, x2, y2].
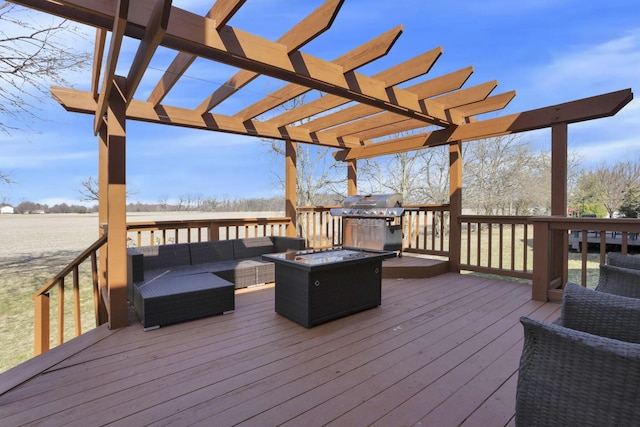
[517, 283, 640, 426]
[127, 236, 306, 329]
[133, 273, 235, 330]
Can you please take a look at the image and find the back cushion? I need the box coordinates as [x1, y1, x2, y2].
[233, 237, 275, 259]
[138, 243, 191, 270]
[190, 240, 235, 264]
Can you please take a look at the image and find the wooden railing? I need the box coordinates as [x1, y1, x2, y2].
[32, 234, 106, 355]
[126, 217, 292, 247]
[402, 204, 450, 256]
[458, 215, 534, 280]
[296, 206, 341, 249]
[34, 212, 640, 355]
[532, 217, 640, 301]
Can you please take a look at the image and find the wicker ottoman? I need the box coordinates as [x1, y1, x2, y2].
[133, 273, 235, 330]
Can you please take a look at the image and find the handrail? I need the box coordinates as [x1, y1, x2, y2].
[532, 217, 640, 301]
[32, 234, 107, 355]
[127, 217, 291, 246]
[458, 215, 534, 280]
[32, 234, 107, 299]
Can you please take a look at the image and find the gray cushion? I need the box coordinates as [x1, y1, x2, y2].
[233, 237, 275, 259]
[190, 240, 234, 264]
[561, 282, 640, 343]
[137, 243, 191, 270]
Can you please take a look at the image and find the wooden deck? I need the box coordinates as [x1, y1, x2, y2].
[0, 269, 559, 426]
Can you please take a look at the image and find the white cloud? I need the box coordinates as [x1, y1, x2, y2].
[529, 29, 640, 99]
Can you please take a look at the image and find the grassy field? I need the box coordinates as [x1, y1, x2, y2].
[0, 211, 282, 374]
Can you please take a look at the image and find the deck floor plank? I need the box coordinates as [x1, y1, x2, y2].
[0, 270, 560, 427]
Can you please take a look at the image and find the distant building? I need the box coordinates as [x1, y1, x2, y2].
[1, 206, 14, 214]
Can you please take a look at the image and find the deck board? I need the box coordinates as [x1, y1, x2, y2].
[0, 272, 559, 426]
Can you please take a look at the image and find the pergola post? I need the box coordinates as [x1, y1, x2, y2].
[285, 139, 297, 237]
[347, 159, 357, 196]
[105, 75, 129, 329]
[97, 123, 109, 325]
[551, 123, 569, 285]
[448, 142, 462, 273]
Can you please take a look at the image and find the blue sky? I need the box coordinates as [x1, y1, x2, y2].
[0, 0, 639, 206]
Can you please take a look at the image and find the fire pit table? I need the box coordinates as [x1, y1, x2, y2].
[263, 248, 395, 327]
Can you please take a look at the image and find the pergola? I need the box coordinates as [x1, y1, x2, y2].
[12, 0, 633, 329]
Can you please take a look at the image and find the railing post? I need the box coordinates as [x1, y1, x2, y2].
[34, 293, 50, 356]
[532, 219, 550, 301]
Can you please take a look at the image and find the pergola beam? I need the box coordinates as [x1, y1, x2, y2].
[312, 73, 491, 139]
[90, 29, 106, 100]
[92, 0, 128, 135]
[298, 65, 472, 133]
[196, 0, 345, 114]
[52, 87, 361, 148]
[146, 0, 246, 107]
[332, 84, 506, 141]
[334, 89, 634, 160]
[266, 48, 446, 128]
[126, 0, 172, 104]
[12, 0, 464, 127]
[234, 24, 406, 121]
[454, 91, 516, 117]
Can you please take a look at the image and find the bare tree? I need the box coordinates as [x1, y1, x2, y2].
[79, 176, 136, 203]
[0, 3, 90, 132]
[463, 135, 550, 215]
[574, 160, 640, 217]
[78, 176, 99, 202]
[264, 95, 346, 206]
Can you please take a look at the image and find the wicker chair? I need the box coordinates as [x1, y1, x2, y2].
[607, 252, 640, 270]
[596, 263, 640, 298]
[517, 283, 640, 426]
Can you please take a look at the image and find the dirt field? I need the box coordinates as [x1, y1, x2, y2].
[0, 211, 282, 373]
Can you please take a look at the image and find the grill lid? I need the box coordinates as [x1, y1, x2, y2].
[343, 193, 402, 208]
[330, 193, 404, 218]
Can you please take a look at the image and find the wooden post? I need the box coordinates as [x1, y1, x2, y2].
[97, 122, 109, 325]
[448, 142, 462, 273]
[532, 219, 551, 301]
[347, 159, 357, 196]
[34, 293, 50, 355]
[106, 75, 128, 329]
[550, 123, 569, 290]
[285, 139, 297, 237]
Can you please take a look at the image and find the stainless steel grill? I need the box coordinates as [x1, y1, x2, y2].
[330, 193, 404, 254]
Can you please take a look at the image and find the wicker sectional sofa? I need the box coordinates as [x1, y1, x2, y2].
[127, 236, 306, 329]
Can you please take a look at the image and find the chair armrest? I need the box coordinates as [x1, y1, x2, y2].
[127, 247, 144, 283]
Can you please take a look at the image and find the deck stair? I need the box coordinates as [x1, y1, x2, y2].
[382, 253, 449, 279]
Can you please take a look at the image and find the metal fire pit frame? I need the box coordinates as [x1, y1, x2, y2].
[263, 248, 394, 327]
